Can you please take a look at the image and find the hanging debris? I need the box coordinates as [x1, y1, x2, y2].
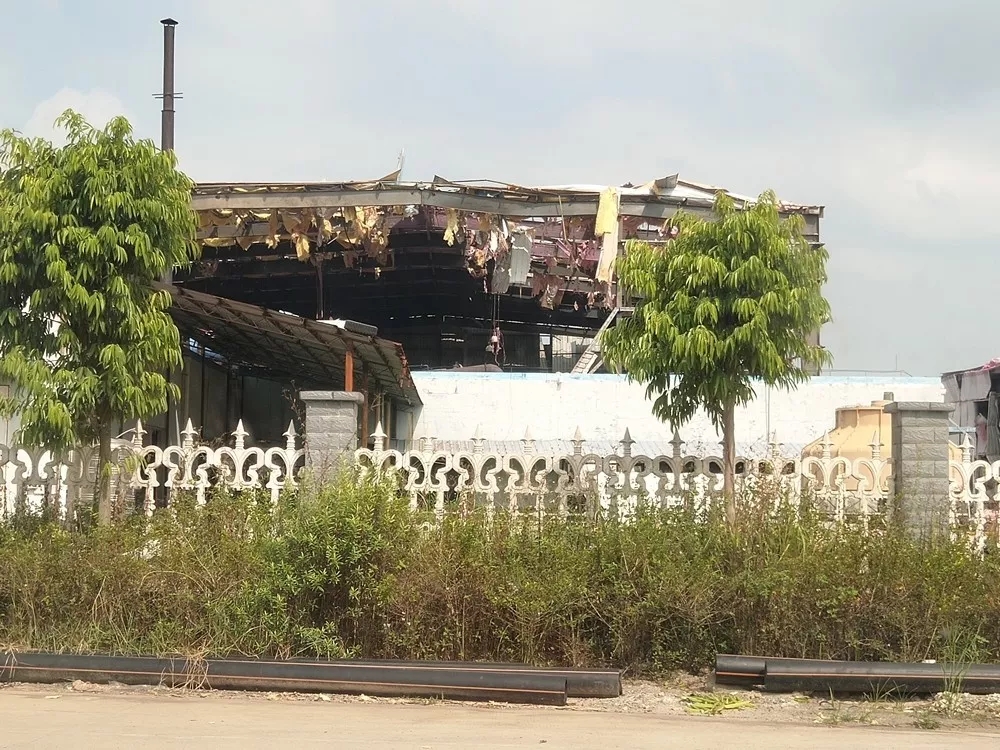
[189, 175, 823, 322]
[443, 209, 461, 246]
[292, 232, 311, 261]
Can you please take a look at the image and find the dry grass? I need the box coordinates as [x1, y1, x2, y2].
[1, 473, 999, 677]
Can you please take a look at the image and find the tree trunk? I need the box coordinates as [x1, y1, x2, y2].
[722, 398, 737, 527]
[97, 422, 113, 526]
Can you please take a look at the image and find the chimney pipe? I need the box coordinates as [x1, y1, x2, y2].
[158, 17, 179, 442]
[160, 18, 178, 152]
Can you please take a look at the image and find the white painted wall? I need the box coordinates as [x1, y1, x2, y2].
[0, 381, 19, 446]
[409, 373, 944, 455]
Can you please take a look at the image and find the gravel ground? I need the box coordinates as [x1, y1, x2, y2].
[4, 673, 1000, 731]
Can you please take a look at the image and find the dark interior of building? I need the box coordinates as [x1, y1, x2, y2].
[174, 210, 609, 371]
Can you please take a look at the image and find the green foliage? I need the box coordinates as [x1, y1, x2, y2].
[602, 191, 832, 432]
[262, 474, 416, 657]
[3, 475, 1000, 675]
[0, 110, 198, 451]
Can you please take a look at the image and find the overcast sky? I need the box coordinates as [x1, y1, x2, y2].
[2, 1, 997, 376]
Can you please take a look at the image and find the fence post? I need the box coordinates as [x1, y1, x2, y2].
[884, 401, 954, 540]
[300, 391, 365, 477]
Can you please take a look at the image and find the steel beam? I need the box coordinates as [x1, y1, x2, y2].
[191, 187, 718, 220]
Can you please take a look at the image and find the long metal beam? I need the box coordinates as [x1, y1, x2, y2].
[195, 187, 711, 220]
[192, 187, 599, 215]
[0, 652, 571, 705]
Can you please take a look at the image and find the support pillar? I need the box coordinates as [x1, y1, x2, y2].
[885, 401, 954, 540]
[300, 390, 364, 477]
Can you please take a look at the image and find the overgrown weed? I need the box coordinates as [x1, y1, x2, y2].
[1, 472, 998, 675]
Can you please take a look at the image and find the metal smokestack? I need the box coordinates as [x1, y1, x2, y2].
[158, 19, 180, 449]
[160, 18, 177, 152]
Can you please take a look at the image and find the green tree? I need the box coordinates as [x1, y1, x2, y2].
[0, 111, 198, 524]
[602, 190, 831, 523]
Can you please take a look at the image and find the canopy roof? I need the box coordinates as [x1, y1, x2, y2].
[160, 283, 421, 405]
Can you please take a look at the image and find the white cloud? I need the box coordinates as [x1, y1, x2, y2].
[813, 112, 1000, 241]
[22, 88, 130, 144]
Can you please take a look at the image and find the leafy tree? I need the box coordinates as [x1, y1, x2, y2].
[602, 190, 831, 523]
[0, 111, 198, 524]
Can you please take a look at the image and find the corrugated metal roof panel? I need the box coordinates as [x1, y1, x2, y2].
[160, 284, 421, 406]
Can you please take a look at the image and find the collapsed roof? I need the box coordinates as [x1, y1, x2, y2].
[190, 177, 822, 301]
[177, 174, 823, 368]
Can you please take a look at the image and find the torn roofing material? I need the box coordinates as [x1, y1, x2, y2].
[942, 357, 1000, 378]
[158, 283, 421, 406]
[181, 174, 825, 357]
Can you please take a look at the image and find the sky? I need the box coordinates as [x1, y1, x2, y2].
[1, 0, 997, 377]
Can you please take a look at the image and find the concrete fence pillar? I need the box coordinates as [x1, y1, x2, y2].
[885, 401, 954, 539]
[300, 391, 363, 475]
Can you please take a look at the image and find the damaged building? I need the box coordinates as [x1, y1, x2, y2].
[180, 175, 824, 373]
[142, 174, 823, 454]
[113, 23, 829, 455]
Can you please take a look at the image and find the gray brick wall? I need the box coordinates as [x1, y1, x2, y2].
[300, 391, 364, 477]
[885, 401, 954, 539]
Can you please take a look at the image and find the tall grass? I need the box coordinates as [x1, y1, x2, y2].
[1, 473, 998, 673]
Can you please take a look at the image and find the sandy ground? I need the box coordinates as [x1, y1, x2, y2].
[2, 676, 1000, 748]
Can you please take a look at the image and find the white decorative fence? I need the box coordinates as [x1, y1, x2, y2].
[1, 420, 997, 548]
[355, 426, 893, 521]
[1, 419, 304, 518]
[949, 436, 1000, 551]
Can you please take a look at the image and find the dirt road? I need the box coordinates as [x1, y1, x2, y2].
[1, 687, 998, 750]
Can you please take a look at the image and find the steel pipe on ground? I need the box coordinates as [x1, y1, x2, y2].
[0, 653, 568, 706]
[713, 655, 766, 688]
